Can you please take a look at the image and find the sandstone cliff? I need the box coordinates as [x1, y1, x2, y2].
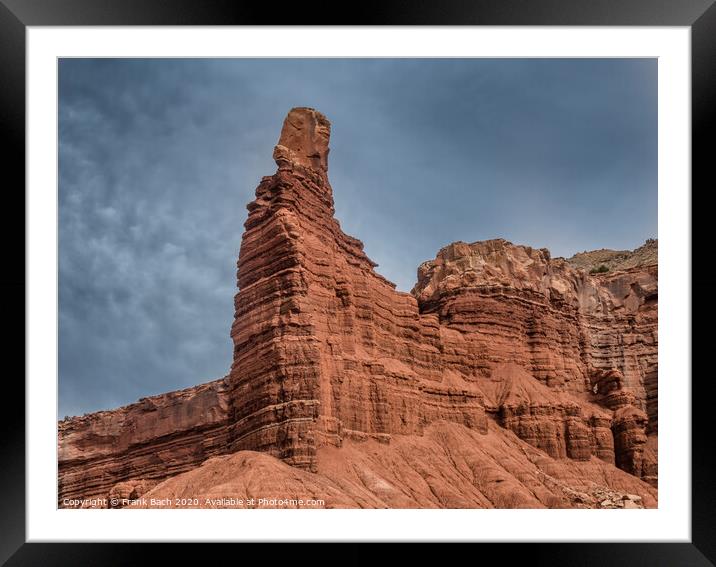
[58, 107, 657, 508]
[58, 378, 230, 505]
[566, 238, 657, 273]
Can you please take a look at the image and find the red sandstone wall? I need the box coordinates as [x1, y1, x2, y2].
[226, 108, 487, 472]
[58, 378, 230, 504]
[57, 108, 658, 506]
[411, 239, 657, 481]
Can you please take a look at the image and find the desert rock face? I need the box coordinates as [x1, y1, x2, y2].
[411, 238, 657, 482]
[58, 108, 657, 507]
[137, 420, 656, 509]
[226, 107, 488, 472]
[58, 378, 230, 506]
[566, 238, 657, 273]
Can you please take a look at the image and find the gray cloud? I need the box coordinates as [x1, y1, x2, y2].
[59, 58, 656, 417]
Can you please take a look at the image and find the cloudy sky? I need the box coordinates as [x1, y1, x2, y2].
[59, 58, 657, 417]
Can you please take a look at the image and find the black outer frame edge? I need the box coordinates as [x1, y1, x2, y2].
[691, 0, 716, 564]
[0, 1, 26, 566]
[0, 543, 714, 566]
[0, 0, 714, 26]
[3, 0, 715, 564]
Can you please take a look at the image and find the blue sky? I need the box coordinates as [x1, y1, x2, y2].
[58, 58, 657, 417]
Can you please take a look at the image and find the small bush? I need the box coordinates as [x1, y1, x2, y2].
[590, 264, 609, 274]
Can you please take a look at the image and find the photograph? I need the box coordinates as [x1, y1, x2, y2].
[0, 0, 710, 557]
[57, 57, 658, 510]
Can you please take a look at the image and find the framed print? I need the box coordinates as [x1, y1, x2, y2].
[2, 0, 714, 564]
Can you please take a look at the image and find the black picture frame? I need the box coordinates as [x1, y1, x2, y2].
[3, 1, 713, 564]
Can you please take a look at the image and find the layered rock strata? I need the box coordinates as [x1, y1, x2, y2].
[412, 240, 657, 484]
[136, 421, 657, 509]
[58, 378, 230, 505]
[58, 107, 658, 507]
[225, 107, 487, 471]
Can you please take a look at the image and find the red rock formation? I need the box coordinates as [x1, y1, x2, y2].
[58, 378, 230, 506]
[136, 421, 657, 509]
[58, 107, 658, 507]
[226, 107, 488, 472]
[412, 239, 657, 484]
